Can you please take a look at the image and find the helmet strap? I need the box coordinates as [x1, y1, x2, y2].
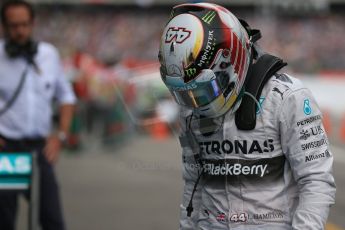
[235, 54, 287, 130]
[239, 19, 262, 59]
[238, 19, 262, 43]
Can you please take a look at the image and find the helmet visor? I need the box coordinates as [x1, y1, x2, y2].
[170, 78, 222, 108]
[162, 68, 231, 108]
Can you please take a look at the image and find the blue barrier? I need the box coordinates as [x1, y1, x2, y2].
[0, 153, 32, 190]
[0, 152, 39, 230]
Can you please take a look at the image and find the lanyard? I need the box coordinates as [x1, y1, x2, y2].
[0, 64, 29, 117]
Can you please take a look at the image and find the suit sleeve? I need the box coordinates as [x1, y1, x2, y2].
[279, 88, 336, 230]
[178, 111, 202, 230]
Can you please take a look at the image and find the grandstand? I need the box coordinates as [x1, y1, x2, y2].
[15, 0, 345, 73]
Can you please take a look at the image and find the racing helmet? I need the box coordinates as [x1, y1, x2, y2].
[158, 3, 253, 117]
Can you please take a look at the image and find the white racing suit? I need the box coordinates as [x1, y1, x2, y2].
[178, 74, 336, 230]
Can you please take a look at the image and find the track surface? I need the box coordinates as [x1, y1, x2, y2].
[17, 136, 344, 229]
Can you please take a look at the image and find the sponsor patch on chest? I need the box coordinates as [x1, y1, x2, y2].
[203, 162, 268, 177]
[199, 139, 275, 155]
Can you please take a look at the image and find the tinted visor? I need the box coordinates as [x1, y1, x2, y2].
[162, 68, 231, 108]
[171, 78, 223, 108]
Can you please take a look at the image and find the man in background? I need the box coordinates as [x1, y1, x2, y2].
[0, 1, 76, 229]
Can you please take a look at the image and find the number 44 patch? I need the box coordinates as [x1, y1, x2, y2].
[230, 213, 248, 223]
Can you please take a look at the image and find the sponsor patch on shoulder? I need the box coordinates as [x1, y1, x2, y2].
[303, 99, 312, 115]
[305, 149, 331, 162]
[297, 115, 321, 127]
[299, 125, 324, 141]
[301, 138, 327, 151]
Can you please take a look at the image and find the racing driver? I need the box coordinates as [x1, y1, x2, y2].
[158, 3, 336, 230]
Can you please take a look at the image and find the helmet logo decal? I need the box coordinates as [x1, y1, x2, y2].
[222, 49, 230, 58]
[170, 42, 175, 55]
[230, 31, 246, 81]
[185, 68, 197, 78]
[167, 64, 182, 77]
[197, 30, 216, 67]
[202, 11, 216, 24]
[165, 27, 191, 44]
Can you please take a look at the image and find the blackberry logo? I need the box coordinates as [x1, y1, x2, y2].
[203, 163, 268, 177]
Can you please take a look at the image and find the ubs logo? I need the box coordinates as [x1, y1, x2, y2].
[299, 125, 324, 140]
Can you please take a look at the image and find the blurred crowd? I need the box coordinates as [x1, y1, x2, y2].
[251, 14, 345, 73]
[32, 6, 345, 73]
[35, 7, 165, 65]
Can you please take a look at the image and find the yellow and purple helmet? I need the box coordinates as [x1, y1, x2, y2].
[159, 3, 252, 117]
